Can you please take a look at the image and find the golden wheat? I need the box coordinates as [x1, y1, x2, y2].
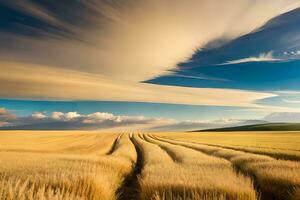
[1, 130, 299, 200]
[0, 131, 119, 155]
[156, 132, 300, 161]
[0, 132, 137, 200]
[134, 134, 256, 200]
[154, 135, 300, 200]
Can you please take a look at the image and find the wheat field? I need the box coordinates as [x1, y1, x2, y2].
[0, 131, 299, 200]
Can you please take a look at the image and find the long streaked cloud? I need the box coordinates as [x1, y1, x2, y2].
[2, 0, 61, 26]
[1, 0, 300, 108]
[1, 0, 300, 81]
[168, 73, 228, 82]
[4, 61, 300, 113]
[0, 62, 275, 108]
[282, 99, 300, 104]
[221, 51, 281, 65]
[275, 90, 300, 95]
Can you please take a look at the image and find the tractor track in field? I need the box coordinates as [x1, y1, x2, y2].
[143, 135, 181, 163]
[139, 134, 179, 163]
[106, 134, 122, 155]
[177, 141, 300, 162]
[117, 136, 143, 200]
[148, 135, 273, 200]
[118, 134, 182, 200]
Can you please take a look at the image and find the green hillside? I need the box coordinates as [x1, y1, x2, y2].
[200, 123, 300, 132]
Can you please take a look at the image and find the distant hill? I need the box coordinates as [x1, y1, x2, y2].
[198, 123, 300, 132]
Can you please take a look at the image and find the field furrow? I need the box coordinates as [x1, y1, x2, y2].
[134, 134, 256, 200]
[132, 134, 183, 200]
[158, 132, 300, 161]
[106, 134, 122, 155]
[179, 141, 300, 162]
[153, 135, 300, 200]
[0, 133, 137, 200]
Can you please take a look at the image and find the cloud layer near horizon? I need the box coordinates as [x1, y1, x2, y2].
[0, 108, 266, 131]
[2, 107, 300, 131]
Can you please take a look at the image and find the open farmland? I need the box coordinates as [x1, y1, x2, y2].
[0, 131, 299, 200]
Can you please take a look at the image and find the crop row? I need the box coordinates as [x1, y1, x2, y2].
[133, 134, 256, 200]
[0, 134, 137, 200]
[152, 135, 300, 200]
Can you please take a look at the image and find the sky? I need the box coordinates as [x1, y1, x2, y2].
[1, 0, 300, 131]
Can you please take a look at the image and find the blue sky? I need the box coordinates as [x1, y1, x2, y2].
[1, 1, 300, 130]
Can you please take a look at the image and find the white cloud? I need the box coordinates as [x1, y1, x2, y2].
[0, 121, 10, 127]
[64, 112, 81, 120]
[31, 112, 46, 119]
[263, 112, 300, 123]
[169, 74, 228, 82]
[51, 112, 64, 120]
[50, 112, 81, 121]
[0, 108, 15, 120]
[2, 108, 300, 131]
[0, 108, 16, 127]
[221, 51, 281, 65]
[0, 110, 173, 130]
[83, 112, 116, 123]
[275, 90, 300, 95]
[282, 99, 300, 103]
[282, 50, 300, 57]
[86, 112, 114, 121]
[0, 109, 268, 131]
[291, 50, 300, 55]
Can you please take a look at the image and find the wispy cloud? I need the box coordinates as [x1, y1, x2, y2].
[220, 51, 281, 65]
[0, 62, 275, 108]
[169, 74, 228, 82]
[284, 50, 300, 55]
[1, 1, 299, 81]
[263, 112, 300, 123]
[3, 0, 61, 26]
[0, 0, 299, 110]
[282, 99, 300, 103]
[148, 119, 243, 131]
[275, 90, 300, 95]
